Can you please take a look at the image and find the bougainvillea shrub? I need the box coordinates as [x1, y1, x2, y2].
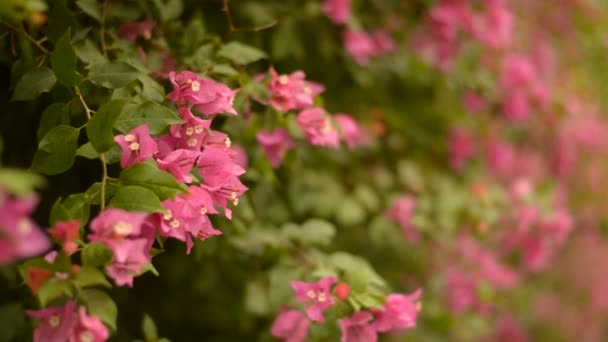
[2, 0, 608, 341]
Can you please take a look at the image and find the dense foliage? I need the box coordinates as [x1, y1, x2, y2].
[2, 0, 608, 341]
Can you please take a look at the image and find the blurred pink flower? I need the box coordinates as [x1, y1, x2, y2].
[297, 108, 340, 148]
[28, 301, 78, 342]
[270, 308, 310, 342]
[322, 0, 351, 24]
[339, 311, 377, 342]
[256, 128, 295, 168]
[291, 277, 337, 322]
[373, 289, 422, 332]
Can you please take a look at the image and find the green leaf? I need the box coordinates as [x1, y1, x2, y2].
[151, 0, 183, 22]
[210, 64, 239, 77]
[281, 219, 336, 247]
[244, 280, 270, 315]
[0, 168, 45, 195]
[37, 103, 70, 141]
[76, 142, 99, 159]
[138, 75, 165, 103]
[46, 3, 79, 43]
[82, 243, 113, 267]
[87, 62, 140, 88]
[80, 289, 118, 330]
[217, 41, 267, 65]
[75, 39, 107, 66]
[10, 67, 56, 101]
[140, 263, 159, 276]
[115, 101, 182, 135]
[51, 29, 81, 86]
[142, 314, 158, 340]
[31, 125, 79, 175]
[48, 193, 89, 226]
[109, 185, 164, 213]
[76, 0, 101, 21]
[85, 181, 120, 205]
[86, 99, 127, 153]
[119, 163, 186, 200]
[73, 266, 111, 288]
[37, 278, 72, 307]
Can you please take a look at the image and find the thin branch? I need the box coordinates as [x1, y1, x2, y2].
[0, 18, 50, 54]
[75, 86, 109, 209]
[100, 0, 109, 57]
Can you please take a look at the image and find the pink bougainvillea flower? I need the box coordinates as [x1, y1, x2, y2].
[49, 220, 80, 255]
[118, 20, 156, 42]
[338, 311, 377, 342]
[0, 191, 50, 264]
[71, 307, 109, 342]
[88, 208, 148, 244]
[373, 289, 422, 332]
[167, 71, 238, 115]
[193, 79, 239, 116]
[270, 308, 311, 342]
[372, 30, 397, 54]
[231, 145, 248, 170]
[297, 108, 340, 148]
[462, 91, 487, 114]
[114, 124, 158, 168]
[472, 2, 513, 49]
[322, 0, 351, 24]
[197, 146, 245, 180]
[447, 128, 475, 170]
[202, 173, 248, 219]
[155, 149, 199, 183]
[256, 128, 295, 168]
[168, 108, 212, 151]
[386, 195, 420, 242]
[291, 277, 337, 322]
[502, 91, 531, 123]
[334, 114, 369, 149]
[494, 314, 529, 342]
[27, 300, 78, 342]
[105, 238, 150, 287]
[445, 268, 478, 313]
[266, 68, 325, 112]
[343, 29, 377, 66]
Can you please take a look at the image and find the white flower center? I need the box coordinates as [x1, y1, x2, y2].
[170, 219, 180, 229]
[191, 80, 201, 92]
[124, 134, 136, 142]
[307, 290, 316, 299]
[163, 210, 172, 221]
[224, 137, 232, 148]
[185, 127, 194, 136]
[194, 125, 204, 134]
[80, 331, 94, 342]
[48, 315, 60, 328]
[200, 207, 207, 215]
[129, 142, 140, 151]
[187, 138, 197, 147]
[278, 75, 289, 85]
[317, 292, 327, 302]
[113, 221, 133, 236]
[18, 219, 32, 234]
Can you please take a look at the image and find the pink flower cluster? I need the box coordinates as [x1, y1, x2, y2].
[255, 68, 368, 168]
[28, 300, 109, 342]
[0, 190, 50, 264]
[443, 237, 518, 314]
[501, 206, 573, 271]
[386, 195, 420, 242]
[108, 70, 247, 283]
[413, 0, 514, 70]
[271, 277, 421, 342]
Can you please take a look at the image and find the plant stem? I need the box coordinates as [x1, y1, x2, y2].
[75, 86, 109, 209]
